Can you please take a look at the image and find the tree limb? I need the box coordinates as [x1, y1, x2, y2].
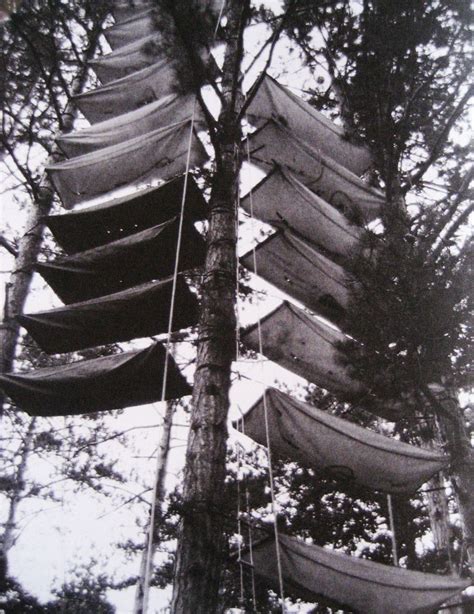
[238, 0, 297, 121]
[0, 236, 18, 258]
[403, 85, 473, 191]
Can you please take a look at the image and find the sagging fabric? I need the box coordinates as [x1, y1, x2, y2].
[0, 343, 191, 416]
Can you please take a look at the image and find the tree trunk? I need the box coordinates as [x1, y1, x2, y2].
[427, 389, 474, 580]
[171, 2, 247, 611]
[0, 416, 36, 588]
[135, 400, 176, 614]
[425, 471, 454, 570]
[0, 25, 103, 417]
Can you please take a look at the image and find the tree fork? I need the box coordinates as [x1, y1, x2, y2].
[0, 22, 104, 418]
[171, 1, 248, 611]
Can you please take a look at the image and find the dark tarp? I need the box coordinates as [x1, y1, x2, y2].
[47, 120, 208, 208]
[106, 9, 157, 49]
[45, 175, 206, 254]
[240, 227, 355, 326]
[241, 533, 469, 614]
[0, 343, 191, 417]
[73, 58, 183, 124]
[89, 34, 163, 84]
[56, 94, 202, 158]
[233, 388, 448, 494]
[247, 120, 384, 224]
[241, 301, 361, 399]
[36, 217, 206, 304]
[247, 75, 372, 176]
[17, 276, 198, 354]
[240, 167, 363, 260]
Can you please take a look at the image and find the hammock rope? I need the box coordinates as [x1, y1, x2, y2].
[246, 130, 286, 613]
[387, 494, 399, 566]
[235, 410, 258, 612]
[142, 100, 197, 614]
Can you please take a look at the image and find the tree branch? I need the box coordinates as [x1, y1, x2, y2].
[432, 202, 474, 261]
[403, 85, 473, 191]
[238, 0, 297, 121]
[0, 236, 18, 258]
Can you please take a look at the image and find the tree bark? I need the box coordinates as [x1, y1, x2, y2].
[0, 416, 36, 589]
[424, 388, 474, 580]
[0, 23, 104, 418]
[171, 2, 247, 611]
[425, 471, 454, 572]
[135, 400, 176, 614]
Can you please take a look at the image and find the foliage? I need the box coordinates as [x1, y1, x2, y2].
[0, 0, 112, 200]
[340, 238, 473, 409]
[1, 563, 116, 613]
[46, 562, 116, 614]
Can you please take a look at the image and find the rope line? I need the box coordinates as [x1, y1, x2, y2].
[213, 0, 227, 39]
[387, 494, 399, 566]
[142, 101, 197, 614]
[246, 131, 286, 613]
[240, 415, 257, 612]
[234, 409, 258, 612]
[236, 440, 245, 606]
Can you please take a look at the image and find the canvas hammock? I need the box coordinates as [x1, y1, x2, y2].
[240, 227, 355, 326]
[241, 301, 360, 399]
[240, 167, 363, 260]
[0, 342, 191, 417]
[247, 75, 372, 176]
[247, 120, 384, 224]
[234, 388, 448, 494]
[105, 9, 157, 49]
[45, 174, 207, 254]
[36, 217, 206, 304]
[47, 120, 207, 208]
[73, 58, 183, 124]
[90, 34, 164, 84]
[241, 533, 469, 614]
[17, 277, 198, 355]
[56, 94, 201, 158]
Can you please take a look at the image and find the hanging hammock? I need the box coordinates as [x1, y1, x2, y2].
[47, 119, 208, 208]
[0, 343, 191, 417]
[45, 174, 207, 254]
[73, 58, 183, 124]
[36, 217, 206, 304]
[247, 74, 372, 176]
[240, 167, 364, 260]
[18, 276, 198, 354]
[234, 388, 448, 494]
[240, 532, 469, 614]
[247, 120, 384, 224]
[105, 8, 157, 49]
[89, 33, 164, 84]
[240, 226, 356, 326]
[57, 94, 201, 158]
[241, 301, 361, 399]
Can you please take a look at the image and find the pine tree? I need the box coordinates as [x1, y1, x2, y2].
[1, 1, 472, 612]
